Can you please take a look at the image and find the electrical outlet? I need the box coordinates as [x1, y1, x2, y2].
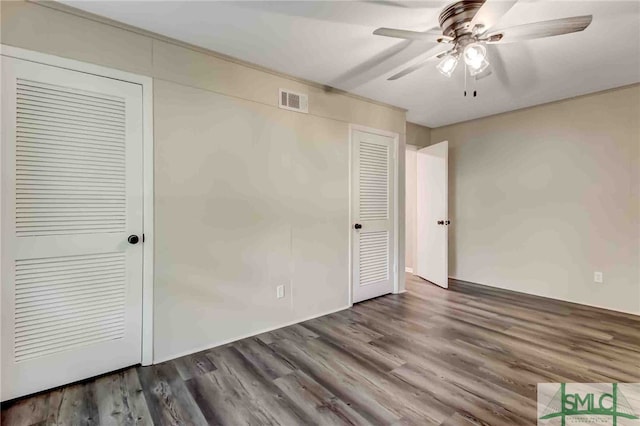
[276, 285, 285, 299]
[594, 271, 603, 283]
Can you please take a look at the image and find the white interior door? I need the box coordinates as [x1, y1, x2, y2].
[416, 141, 449, 288]
[1, 57, 144, 401]
[352, 128, 395, 303]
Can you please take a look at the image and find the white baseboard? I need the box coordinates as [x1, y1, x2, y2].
[448, 276, 640, 317]
[153, 304, 352, 364]
[405, 267, 413, 273]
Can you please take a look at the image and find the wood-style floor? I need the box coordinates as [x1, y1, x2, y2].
[3, 275, 640, 425]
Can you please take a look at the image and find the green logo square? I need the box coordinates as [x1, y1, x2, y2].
[538, 383, 640, 425]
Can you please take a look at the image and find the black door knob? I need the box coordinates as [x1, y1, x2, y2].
[437, 220, 444, 225]
[128, 235, 140, 244]
[354, 223, 362, 229]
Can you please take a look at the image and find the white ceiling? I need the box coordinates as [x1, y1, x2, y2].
[61, 1, 640, 127]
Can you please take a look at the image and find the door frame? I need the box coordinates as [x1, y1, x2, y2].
[348, 124, 400, 305]
[0, 45, 155, 366]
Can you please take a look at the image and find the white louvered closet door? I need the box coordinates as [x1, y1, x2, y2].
[1, 57, 143, 401]
[352, 129, 395, 303]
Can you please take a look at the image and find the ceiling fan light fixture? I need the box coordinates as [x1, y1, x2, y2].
[437, 54, 459, 77]
[467, 57, 490, 76]
[463, 42, 490, 76]
[462, 43, 487, 68]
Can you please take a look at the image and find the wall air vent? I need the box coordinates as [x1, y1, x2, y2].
[279, 89, 308, 113]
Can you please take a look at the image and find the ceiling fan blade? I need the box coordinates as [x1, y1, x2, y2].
[330, 39, 435, 89]
[469, 0, 518, 34]
[366, 1, 444, 8]
[388, 47, 452, 80]
[486, 15, 593, 43]
[373, 27, 445, 41]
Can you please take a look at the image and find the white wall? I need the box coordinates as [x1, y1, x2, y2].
[404, 122, 429, 274]
[431, 85, 640, 315]
[405, 146, 417, 272]
[2, 0, 407, 362]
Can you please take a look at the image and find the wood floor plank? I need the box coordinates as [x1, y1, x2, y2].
[185, 368, 267, 425]
[203, 346, 309, 425]
[1, 392, 51, 426]
[257, 323, 319, 346]
[94, 369, 153, 426]
[172, 353, 217, 381]
[295, 335, 454, 424]
[391, 363, 534, 426]
[3, 275, 639, 425]
[136, 362, 208, 425]
[270, 337, 403, 425]
[47, 382, 99, 426]
[274, 370, 371, 426]
[231, 337, 296, 380]
[305, 314, 385, 344]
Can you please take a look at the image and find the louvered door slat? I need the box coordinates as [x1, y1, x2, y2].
[17, 106, 127, 124]
[14, 302, 126, 325]
[17, 152, 125, 166]
[17, 147, 125, 162]
[17, 134, 127, 150]
[17, 101, 125, 122]
[17, 89, 125, 112]
[15, 311, 125, 334]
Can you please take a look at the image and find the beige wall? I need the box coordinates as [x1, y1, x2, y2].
[406, 122, 431, 148]
[1, 1, 407, 361]
[431, 85, 640, 314]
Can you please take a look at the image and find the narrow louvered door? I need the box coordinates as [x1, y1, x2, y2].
[352, 129, 395, 303]
[1, 57, 143, 401]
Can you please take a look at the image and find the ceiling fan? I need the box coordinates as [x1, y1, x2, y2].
[373, 0, 592, 82]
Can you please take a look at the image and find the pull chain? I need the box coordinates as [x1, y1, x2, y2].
[463, 65, 479, 98]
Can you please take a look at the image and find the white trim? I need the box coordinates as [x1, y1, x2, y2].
[1, 45, 155, 365]
[348, 124, 400, 304]
[449, 276, 640, 317]
[141, 76, 154, 366]
[405, 267, 413, 273]
[154, 304, 352, 364]
[348, 125, 354, 307]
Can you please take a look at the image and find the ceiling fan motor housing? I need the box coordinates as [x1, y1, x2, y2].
[439, 0, 485, 40]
